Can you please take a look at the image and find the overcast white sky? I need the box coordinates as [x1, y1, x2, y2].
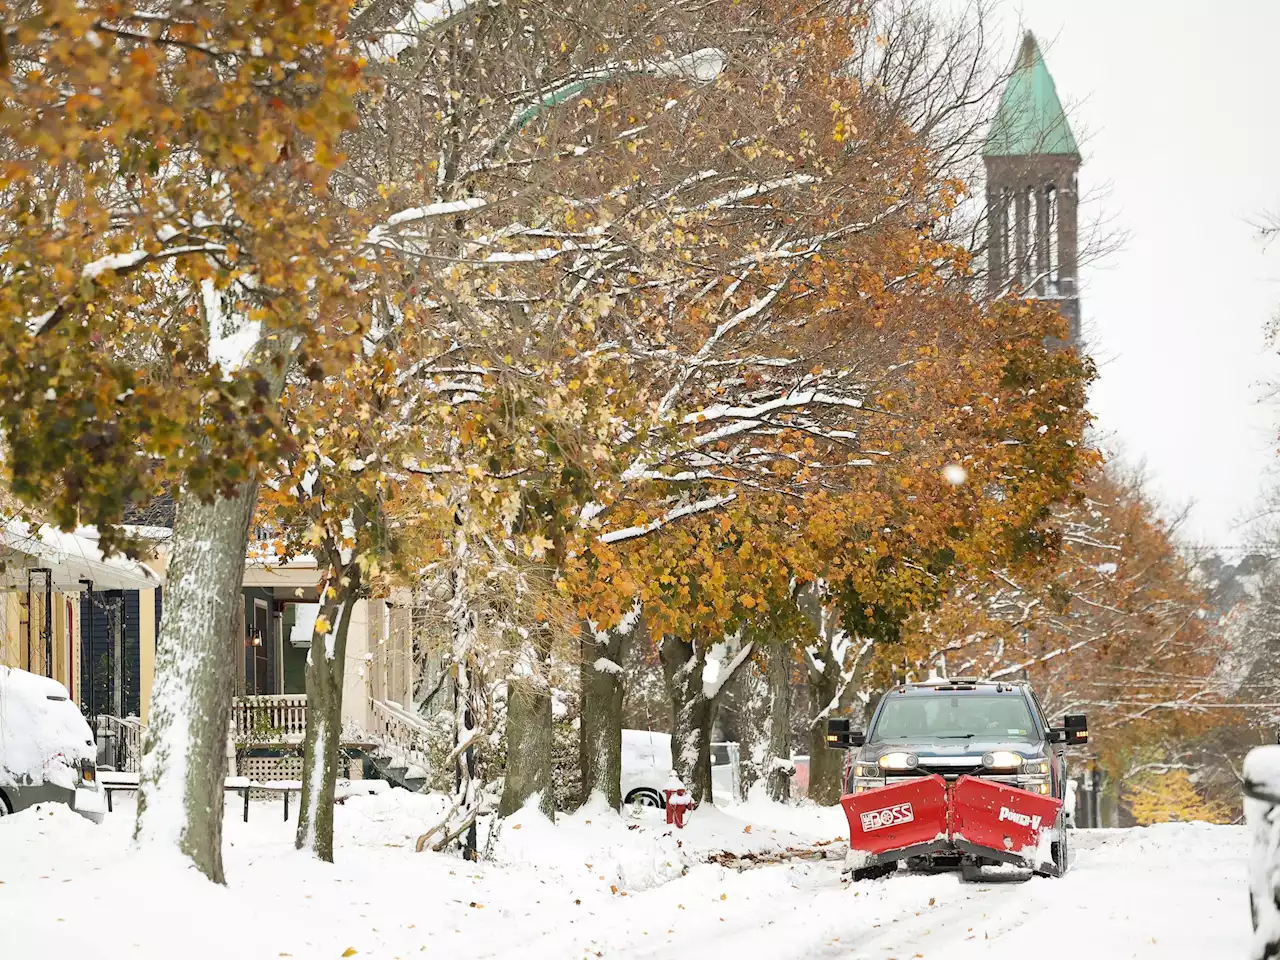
[975, 1, 1280, 548]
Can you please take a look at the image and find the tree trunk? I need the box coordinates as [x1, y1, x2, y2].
[579, 609, 640, 809]
[724, 662, 769, 798]
[417, 519, 486, 857]
[295, 570, 360, 862]
[499, 621, 556, 819]
[134, 482, 257, 883]
[659, 634, 714, 803]
[766, 641, 793, 803]
[807, 662, 844, 805]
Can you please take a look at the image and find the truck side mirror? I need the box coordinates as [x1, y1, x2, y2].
[825, 718, 865, 749]
[1049, 714, 1088, 746]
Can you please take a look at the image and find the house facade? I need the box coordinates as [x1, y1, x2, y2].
[0, 522, 160, 718]
[3, 523, 420, 775]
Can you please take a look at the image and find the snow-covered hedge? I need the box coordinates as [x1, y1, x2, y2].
[0, 666, 95, 789]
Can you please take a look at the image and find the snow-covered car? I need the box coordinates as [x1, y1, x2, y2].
[0, 666, 104, 822]
[621, 729, 739, 807]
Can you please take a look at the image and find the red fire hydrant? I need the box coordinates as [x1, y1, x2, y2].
[663, 772, 693, 829]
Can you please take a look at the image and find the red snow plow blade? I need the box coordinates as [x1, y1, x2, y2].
[841, 775, 949, 856]
[950, 775, 1062, 861]
[842, 774, 1062, 868]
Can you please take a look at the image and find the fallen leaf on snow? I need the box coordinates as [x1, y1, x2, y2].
[743, 825, 752, 834]
[342, 950, 358, 958]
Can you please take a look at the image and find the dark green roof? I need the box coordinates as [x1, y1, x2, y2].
[984, 32, 1078, 158]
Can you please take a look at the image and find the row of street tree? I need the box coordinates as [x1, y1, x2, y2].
[0, 0, 1231, 879]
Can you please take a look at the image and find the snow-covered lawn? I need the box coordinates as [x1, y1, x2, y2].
[0, 791, 1248, 959]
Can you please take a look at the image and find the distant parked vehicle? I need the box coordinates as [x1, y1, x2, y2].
[0, 666, 105, 822]
[792, 755, 810, 797]
[621, 729, 740, 807]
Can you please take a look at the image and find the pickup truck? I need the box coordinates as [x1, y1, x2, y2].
[827, 677, 1087, 881]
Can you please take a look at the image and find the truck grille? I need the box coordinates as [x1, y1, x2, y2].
[886, 766, 1019, 784]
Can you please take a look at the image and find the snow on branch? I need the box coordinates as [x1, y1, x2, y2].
[703, 639, 755, 700]
[201, 278, 261, 374]
[672, 173, 818, 216]
[598, 493, 736, 544]
[361, 0, 481, 59]
[81, 243, 228, 280]
[26, 242, 230, 336]
[685, 389, 865, 447]
[365, 197, 489, 248]
[656, 277, 788, 417]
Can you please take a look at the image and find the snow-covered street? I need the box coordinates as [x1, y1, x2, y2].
[0, 794, 1247, 960]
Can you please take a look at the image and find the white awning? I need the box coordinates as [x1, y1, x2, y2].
[0, 521, 161, 592]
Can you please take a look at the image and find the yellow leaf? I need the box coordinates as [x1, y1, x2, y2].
[342, 950, 358, 957]
[314, 616, 331, 635]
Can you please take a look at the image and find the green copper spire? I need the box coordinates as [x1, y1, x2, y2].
[984, 32, 1078, 157]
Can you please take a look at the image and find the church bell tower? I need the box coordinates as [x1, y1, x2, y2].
[984, 32, 1081, 345]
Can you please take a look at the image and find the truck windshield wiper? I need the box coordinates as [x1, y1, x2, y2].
[936, 734, 976, 739]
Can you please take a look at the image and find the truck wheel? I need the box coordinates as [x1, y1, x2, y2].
[1052, 828, 1070, 876]
[1035, 826, 1070, 878]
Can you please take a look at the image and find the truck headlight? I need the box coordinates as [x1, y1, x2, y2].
[853, 763, 881, 778]
[1021, 760, 1050, 775]
[982, 751, 1023, 771]
[878, 752, 919, 771]
[80, 759, 96, 783]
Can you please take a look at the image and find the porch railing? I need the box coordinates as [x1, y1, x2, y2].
[232, 694, 308, 744]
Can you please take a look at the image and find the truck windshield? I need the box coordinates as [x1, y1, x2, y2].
[870, 694, 1038, 743]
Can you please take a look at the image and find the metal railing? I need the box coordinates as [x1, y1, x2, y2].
[95, 714, 147, 772]
[232, 694, 308, 744]
[369, 698, 435, 777]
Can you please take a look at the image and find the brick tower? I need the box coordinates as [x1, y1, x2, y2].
[984, 32, 1081, 345]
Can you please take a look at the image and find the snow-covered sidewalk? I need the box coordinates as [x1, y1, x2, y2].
[0, 791, 1249, 959]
